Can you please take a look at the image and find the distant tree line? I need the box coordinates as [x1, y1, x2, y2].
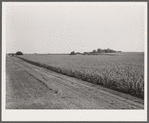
[93, 48, 117, 53]
[8, 51, 23, 56]
[70, 48, 121, 55]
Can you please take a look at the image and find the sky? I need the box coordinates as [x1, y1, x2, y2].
[4, 2, 147, 54]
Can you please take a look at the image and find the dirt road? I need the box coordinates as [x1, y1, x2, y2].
[6, 56, 144, 109]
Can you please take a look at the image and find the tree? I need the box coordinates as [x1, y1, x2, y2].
[92, 50, 97, 53]
[70, 51, 76, 55]
[105, 49, 108, 53]
[15, 51, 23, 55]
[97, 48, 102, 53]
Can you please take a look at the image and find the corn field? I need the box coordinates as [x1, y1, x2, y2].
[19, 53, 144, 99]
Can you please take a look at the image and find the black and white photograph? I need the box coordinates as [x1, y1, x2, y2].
[2, 1, 147, 121]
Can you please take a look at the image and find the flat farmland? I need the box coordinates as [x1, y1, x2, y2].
[6, 56, 144, 109]
[19, 52, 144, 99]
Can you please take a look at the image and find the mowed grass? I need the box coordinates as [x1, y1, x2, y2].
[19, 53, 144, 99]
